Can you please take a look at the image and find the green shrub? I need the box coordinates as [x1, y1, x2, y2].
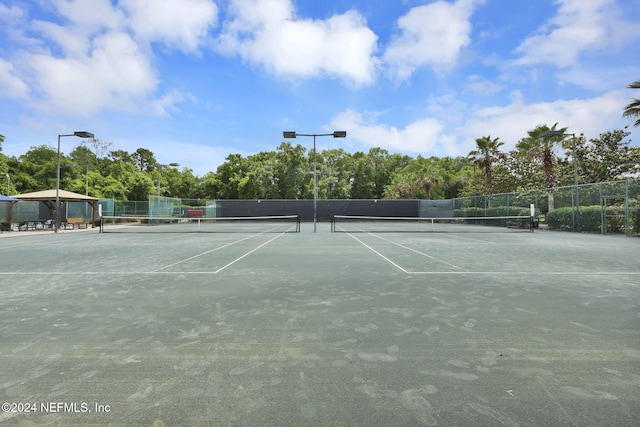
[580, 206, 604, 232]
[631, 206, 640, 236]
[454, 207, 531, 218]
[546, 207, 574, 231]
[546, 205, 630, 233]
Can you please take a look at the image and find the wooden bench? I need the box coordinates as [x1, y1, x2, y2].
[64, 218, 88, 229]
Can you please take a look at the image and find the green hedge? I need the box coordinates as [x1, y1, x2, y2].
[546, 205, 637, 233]
[632, 207, 640, 235]
[454, 207, 532, 218]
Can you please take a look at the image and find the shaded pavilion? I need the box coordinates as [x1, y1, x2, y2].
[11, 189, 99, 228]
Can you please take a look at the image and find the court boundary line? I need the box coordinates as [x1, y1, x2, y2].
[0, 232, 286, 276]
[345, 233, 409, 273]
[157, 233, 262, 271]
[156, 232, 286, 274]
[0, 271, 638, 276]
[346, 232, 467, 274]
[211, 232, 285, 274]
[332, 224, 524, 243]
[342, 232, 640, 276]
[368, 233, 466, 271]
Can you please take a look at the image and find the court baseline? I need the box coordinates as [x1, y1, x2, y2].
[0, 270, 638, 276]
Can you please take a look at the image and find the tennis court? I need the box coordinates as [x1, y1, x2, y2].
[0, 222, 639, 425]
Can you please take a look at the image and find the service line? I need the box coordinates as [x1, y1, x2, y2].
[369, 233, 465, 272]
[157, 233, 261, 271]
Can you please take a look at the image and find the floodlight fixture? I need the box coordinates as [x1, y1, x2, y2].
[73, 131, 94, 138]
[281, 130, 348, 232]
[540, 130, 564, 138]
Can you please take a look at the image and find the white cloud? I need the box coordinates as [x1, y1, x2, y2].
[330, 109, 444, 154]
[1, 0, 217, 117]
[0, 59, 29, 98]
[151, 89, 194, 117]
[463, 74, 502, 96]
[30, 20, 92, 57]
[383, 0, 483, 80]
[330, 90, 630, 160]
[0, 4, 41, 52]
[515, 0, 639, 68]
[29, 31, 157, 116]
[53, 0, 126, 31]
[121, 0, 218, 53]
[215, 0, 378, 86]
[457, 90, 630, 154]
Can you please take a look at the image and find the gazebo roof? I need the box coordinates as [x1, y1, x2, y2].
[14, 189, 98, 202]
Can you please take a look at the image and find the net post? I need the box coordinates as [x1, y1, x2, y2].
[530, 203, 535, 233]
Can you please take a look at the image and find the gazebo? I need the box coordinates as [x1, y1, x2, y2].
[10, 189, 99, 228]
[0, 195, 19, 231]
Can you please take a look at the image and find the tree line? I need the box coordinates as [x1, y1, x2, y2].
[2, 79, 639, 202]
[0, 125, 638, 203]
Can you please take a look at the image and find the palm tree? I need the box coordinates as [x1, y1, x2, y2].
[383, 161, 442, 200]
[414, 166, 442, 200]
[516, 123, 567, 212]
[623, 80, 640, 127]
[383, 178, 413, 199]
[467, 136, 505, 206]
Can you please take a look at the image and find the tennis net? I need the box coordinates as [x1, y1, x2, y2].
[100, 215, 301, 233]
[331, 215, 534, 233]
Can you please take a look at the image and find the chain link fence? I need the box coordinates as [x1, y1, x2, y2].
[453, 178, 640, 236]
[94, 178, 640, 236]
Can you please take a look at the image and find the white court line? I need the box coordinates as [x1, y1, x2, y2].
[0, 270, 638, 276]
[368, 233, 465, 271]
[345, 232, 464, 273]
[0, 233, 286, 276]
[157, 233, 261, 270]
[342, 232, 640, 276]
[211, 233, 285, 274]
[346, 233, 409, 273]
[333, 224, 503, 243]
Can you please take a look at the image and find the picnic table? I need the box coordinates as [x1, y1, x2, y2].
[17, 221, 47, 231]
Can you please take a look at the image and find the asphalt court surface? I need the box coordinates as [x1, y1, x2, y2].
[1, 224, 639, 426]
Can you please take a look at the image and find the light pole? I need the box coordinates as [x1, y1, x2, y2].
[2, 173, 8, 196]
[56, 131, 94, 233]
[283, 131, 347, 232]
[540, 130, 580, 232]
[157, 163, 180, 196]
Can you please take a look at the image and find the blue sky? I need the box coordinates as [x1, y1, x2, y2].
[1, 0, 639, 176]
